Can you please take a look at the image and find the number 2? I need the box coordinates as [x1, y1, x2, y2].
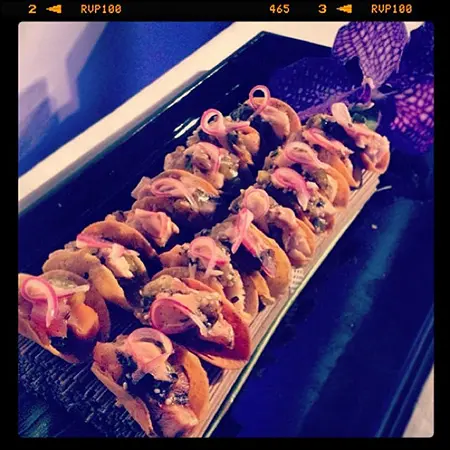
[318, 4, 327, 13]
[28, 4, 37, 14]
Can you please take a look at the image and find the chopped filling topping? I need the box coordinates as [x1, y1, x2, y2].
[186, 109, 260, 167]
[75, 234, 140, 279]
[159, 240, 239, 293]
[132, 175, 218, 217]
[256, 170, 335, 233]
[125, 209, 179, 248]
[231, 188, 313, 263]
[164, 143, 240, 189]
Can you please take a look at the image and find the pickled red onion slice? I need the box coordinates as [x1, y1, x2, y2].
[150, 297, 207, 335]
[149, 178, 198, 212]
[200, 108, 249, 138]
[283, 142, 329, 169]
[303, 128, 354, 157]
[52, 285, 90, 298]
[25, 283, 90, 301]
[124, 328, 174, 381]
[20, 274, 90, 300]
[201, 109, 228, 137]
[76, 234, 138, 257]
[271, 168, 311, 211]
[231, 208, 254, 254]
[226, 120, 251, 131]
[249, 85, 271, 116]
[242, 187, 270, 219]
[189, 236, 227, 278]
[30, 302, 68, 337]
[21, 277, 59, 328]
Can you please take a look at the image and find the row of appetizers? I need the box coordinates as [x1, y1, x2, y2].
[18, 85, 390, 437]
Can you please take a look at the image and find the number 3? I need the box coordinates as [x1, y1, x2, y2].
[318, 4, 327, 13]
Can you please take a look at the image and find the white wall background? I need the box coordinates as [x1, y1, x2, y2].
[18, 22, 106, 128]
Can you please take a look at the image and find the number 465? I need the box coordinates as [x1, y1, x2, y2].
[270, 4, 290, 14]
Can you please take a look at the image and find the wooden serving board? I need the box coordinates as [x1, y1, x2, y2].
[18, 172, 380, 438]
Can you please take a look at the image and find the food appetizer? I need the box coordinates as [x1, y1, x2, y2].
[229, 186, 316, 267]
[186, 108, 260, 170]
[205, 209, 293, 298]
[92, 328, 209, 437]
[42, 221, 156, 311]
[134, 275, 251, 370]
[18, 270, 110, 363]
[106, 209, 180, 249]
[263, 140, 350, 208]
[303, 102, 391, 187]
[163, 142, 252, 197]
[230, 85, 302, 167]
[256, 167, 337, 234]
[131, 169, 222, 230]
[158, 236, 260, 323]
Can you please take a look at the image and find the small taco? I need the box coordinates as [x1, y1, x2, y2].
[264, 140, 350, 208]
[164, 142, 252, 193]
[206, 210, 292, 298]
[92, 328, 209, 437]
[230, 85, 302, 167]
[18, 270, 110, 363]
[302, 102, 389, 187]
[257, 167, 337, 235]
[187, 108, 260, 169]
[328, 103, 390, 174]
[230, 187, 316, 267]
[138, 275, 251, 369]
[42, 233, 151, 311]
[105, 210, 180, 248]
[158, 236, 255, 323]
[131, 170, 222, 230]
[81, 220, 157, 260]
[303, 115, 360, 188]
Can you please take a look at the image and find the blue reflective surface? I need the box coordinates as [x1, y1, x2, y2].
[19, 22, 231, 176]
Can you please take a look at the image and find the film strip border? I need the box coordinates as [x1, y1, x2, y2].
[5, 2, 428, 22]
